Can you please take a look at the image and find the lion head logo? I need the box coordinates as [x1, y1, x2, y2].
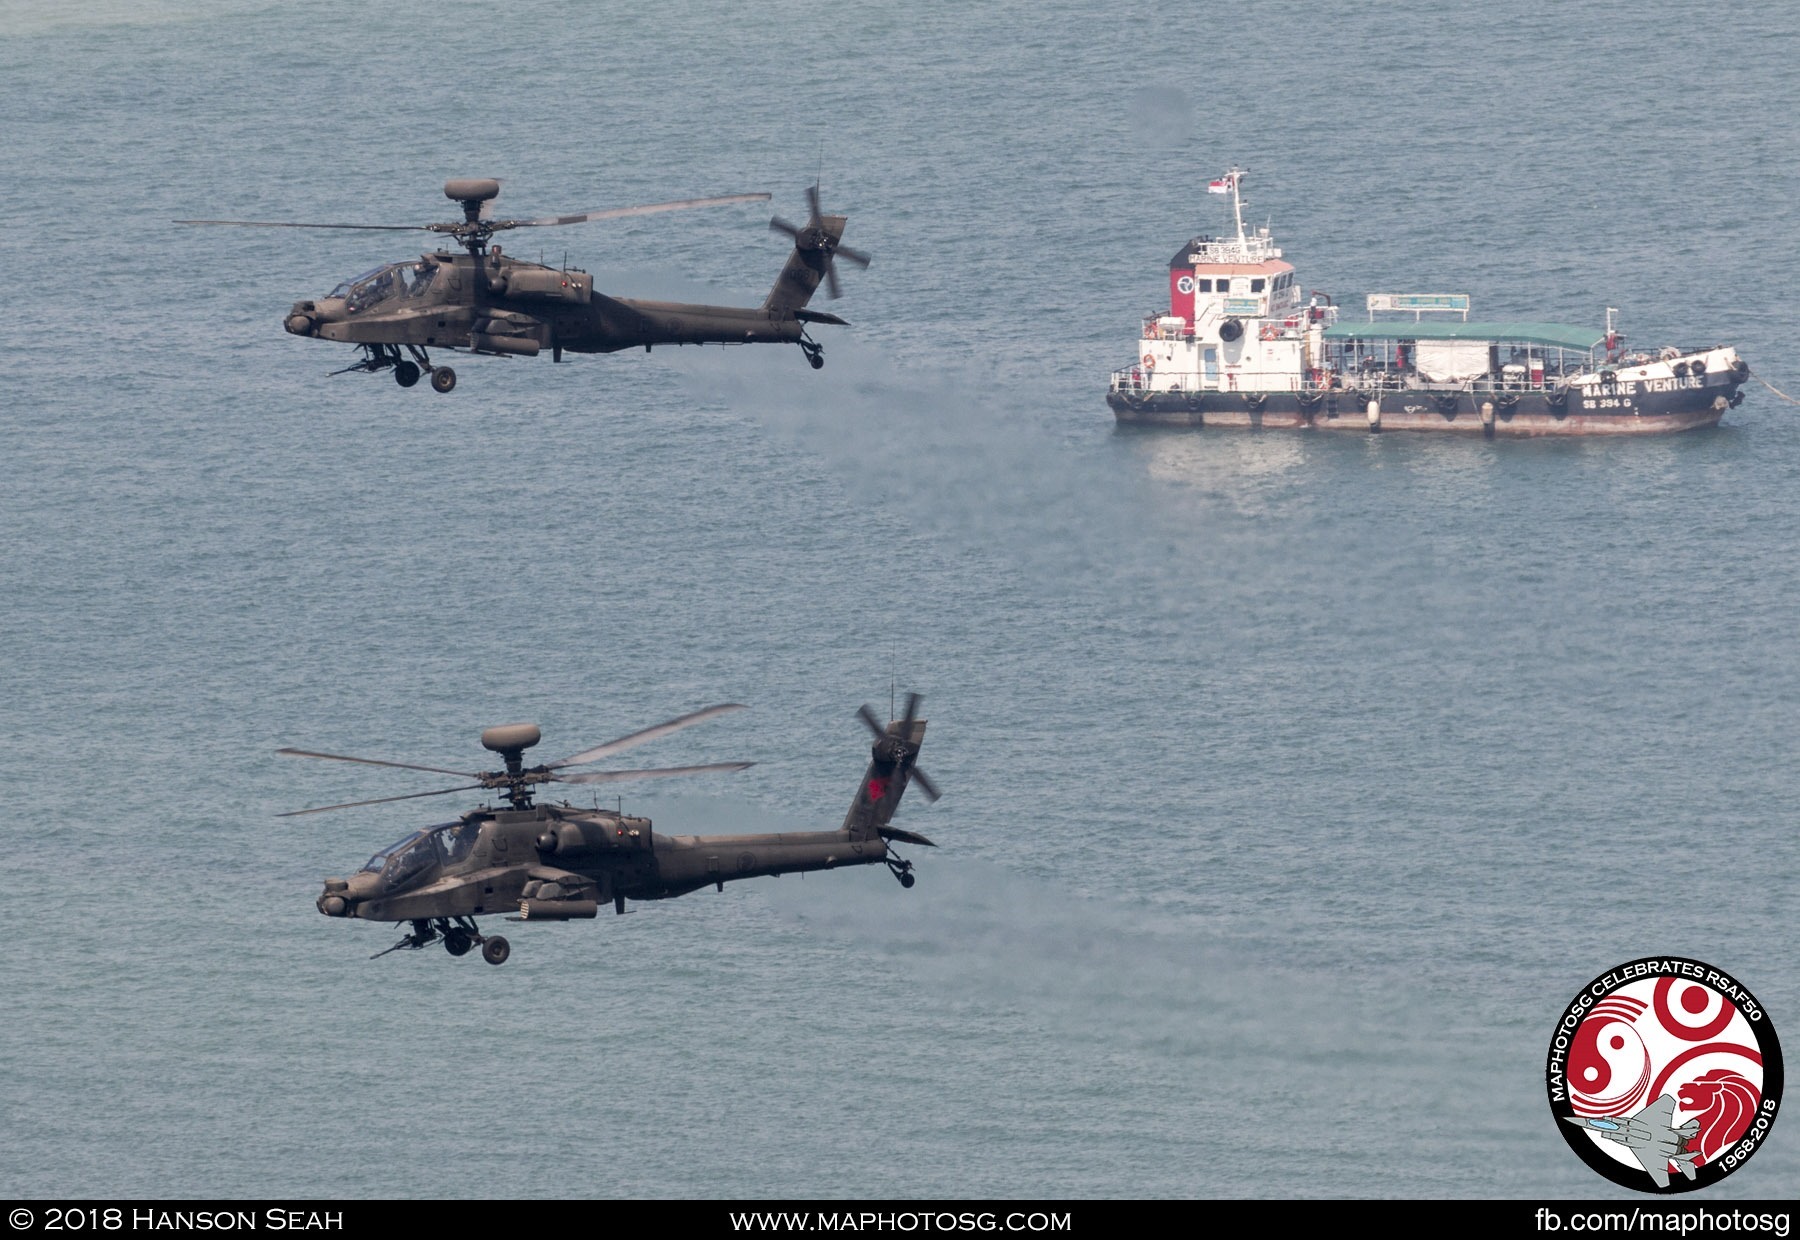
[1677, 1069, 1760, 1164]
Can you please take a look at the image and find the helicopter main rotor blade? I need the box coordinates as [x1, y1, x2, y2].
[557, 761, 754, 785]
[276, 783, 487, 818]
[506, 193, 771, 229]
[174, 219, 426, 231]
[276, 747, 475, 778]
[550, 702, 747, 769]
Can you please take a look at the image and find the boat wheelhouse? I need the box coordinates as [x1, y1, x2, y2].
[1107, 169, 1750, 436]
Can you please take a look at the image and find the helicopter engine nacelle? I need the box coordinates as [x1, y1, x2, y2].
[489, 268, 592, 304]
[535, 822, 583, 856]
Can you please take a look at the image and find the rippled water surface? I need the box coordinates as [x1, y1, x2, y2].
[3, 0, 1797, 1199]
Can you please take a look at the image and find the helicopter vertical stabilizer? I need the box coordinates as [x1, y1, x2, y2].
[842, 693, 939, 843]
[765, 186, 869, 311]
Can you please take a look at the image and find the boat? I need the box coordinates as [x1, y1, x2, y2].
[1106, 169, 1751, 436]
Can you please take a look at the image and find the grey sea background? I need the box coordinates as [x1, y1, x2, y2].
[3, 0, 1797, 1200]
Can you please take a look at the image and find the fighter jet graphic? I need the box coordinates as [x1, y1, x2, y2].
[1564, 1094, 1702, 1188]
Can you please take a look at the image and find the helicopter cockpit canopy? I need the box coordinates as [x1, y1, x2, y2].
[329, 261, 438, 313]
[360, 821, 480, 892]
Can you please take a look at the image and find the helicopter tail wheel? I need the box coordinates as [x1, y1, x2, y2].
[481, 936, 511, 966]
[394, 360, 421, 388]
[430, 366, 457, 393]
[886, 855, 916, 889]
[800, 338, 824, 370]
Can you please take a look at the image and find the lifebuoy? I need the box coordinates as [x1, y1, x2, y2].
[1142, 353, 1156, 368]
[1258, 323, 1280, 341]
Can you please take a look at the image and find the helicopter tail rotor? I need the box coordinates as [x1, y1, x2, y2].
[766, 184, 868, 310]
[844, 691, 939, 854]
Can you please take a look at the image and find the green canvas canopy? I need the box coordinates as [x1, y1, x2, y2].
[1321, 321, 1606, 351]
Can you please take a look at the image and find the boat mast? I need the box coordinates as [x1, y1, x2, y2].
[1228, 166, 1247, 248]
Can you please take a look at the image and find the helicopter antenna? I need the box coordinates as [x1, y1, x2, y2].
[889, 643, 896, 722]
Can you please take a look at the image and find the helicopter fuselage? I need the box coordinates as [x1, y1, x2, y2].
[286, 244, 839, 363]
[317, 803, 895, 925]
[299, 702, 931, 964]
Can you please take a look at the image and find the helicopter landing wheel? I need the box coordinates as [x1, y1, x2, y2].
[807, 351, 824, 370]
[481, 935, 510, 965]
[431, 366, 457, 393]
[442, 927, 473, 956]
[899, 871, 916, 889]
[394, 361, 421, 388]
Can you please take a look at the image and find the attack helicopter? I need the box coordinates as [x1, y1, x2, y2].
[281, 697, 938, 965]
[178, 179, 869, 391]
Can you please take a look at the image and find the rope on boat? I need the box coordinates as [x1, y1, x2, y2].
[1756, 375, 1800, 405]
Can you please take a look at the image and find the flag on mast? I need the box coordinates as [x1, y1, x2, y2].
[1206, 171, 1238, 194]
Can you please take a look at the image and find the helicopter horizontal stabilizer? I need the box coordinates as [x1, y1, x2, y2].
[794, 309, 850, 327]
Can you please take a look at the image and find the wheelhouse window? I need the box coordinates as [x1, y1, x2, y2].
[1250, 278, 1266, 293]
[1196, 279, 1212, 293]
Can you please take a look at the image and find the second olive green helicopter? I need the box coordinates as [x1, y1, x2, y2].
[181, 180, 868, 391]
[282, 696, 939, 965]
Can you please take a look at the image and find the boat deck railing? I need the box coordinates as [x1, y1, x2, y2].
[1108, 365, 1595, 396]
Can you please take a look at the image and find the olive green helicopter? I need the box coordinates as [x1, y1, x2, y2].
[179, 179, 868, 390]
[281, 697, 938, 965]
